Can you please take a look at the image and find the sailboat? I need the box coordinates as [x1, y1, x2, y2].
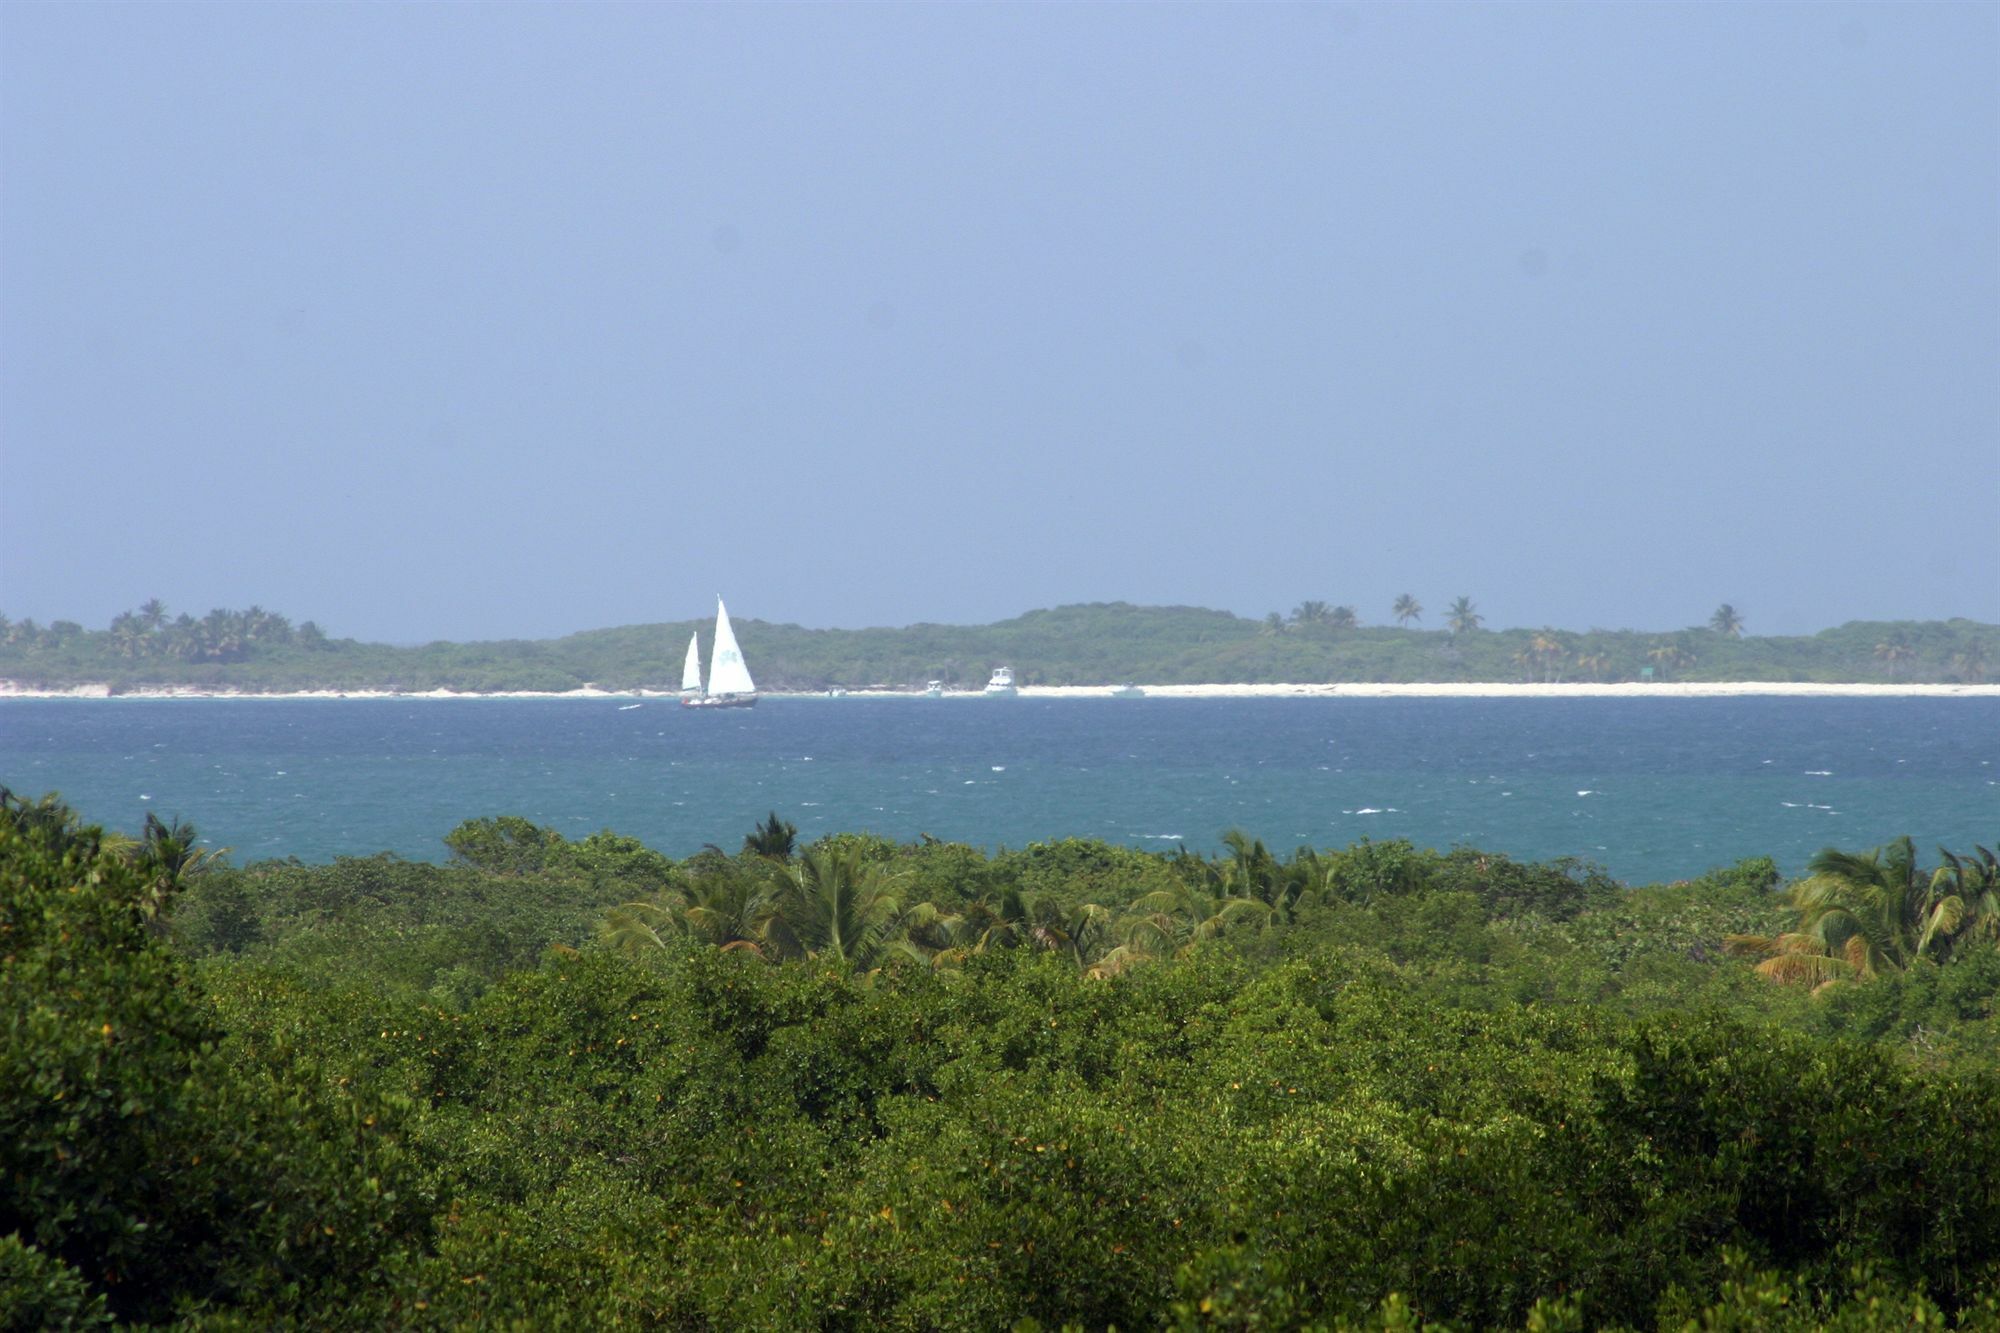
[680, 597, 758, 709]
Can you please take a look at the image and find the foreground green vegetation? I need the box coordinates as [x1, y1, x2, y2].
[6, 790, 2000, 1329]
[2, 601, 1995, 692]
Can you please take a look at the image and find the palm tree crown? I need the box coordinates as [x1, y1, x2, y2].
[1727, 837, 1998, 987]
[1392, 595, 1422, 628]
[743, 811, 797, 860]
[764, 845, 905, 971]
[1445, 597, 1482, 636]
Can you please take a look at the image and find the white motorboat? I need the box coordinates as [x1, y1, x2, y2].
[984, 666, 1018, 697]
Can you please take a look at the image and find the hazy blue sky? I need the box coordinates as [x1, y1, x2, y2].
[3, 2, 1994, 642]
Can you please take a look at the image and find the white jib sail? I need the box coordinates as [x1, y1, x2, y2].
[707, 598, 756, 696]
[681, 633, 702, 693]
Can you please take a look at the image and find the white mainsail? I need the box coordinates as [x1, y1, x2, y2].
[681, 633, 702, 693]
[707, 597, 756, 696]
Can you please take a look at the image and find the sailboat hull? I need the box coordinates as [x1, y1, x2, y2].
[681, 693, 758, 709]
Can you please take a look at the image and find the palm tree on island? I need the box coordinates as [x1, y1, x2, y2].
[1709, 603, 1745, 638]
[1328, 605, 1358, 630]
[1530, 630, 1569, 683]
[1875, 635, 1916, 678]
[1445, 597, 1482, 636]
[1648, 637, 1696, 679]
[1392, 594, 1422, 628]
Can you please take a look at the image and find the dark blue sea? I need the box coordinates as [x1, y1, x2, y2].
[2, 696, 1994, 884]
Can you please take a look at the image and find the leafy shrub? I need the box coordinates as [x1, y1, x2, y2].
[0, 793, 429, 1324]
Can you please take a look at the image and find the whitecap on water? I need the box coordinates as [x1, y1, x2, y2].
[1805, 770, 1833, 776]
[1576, 790, 1594, 797]
[991, 766, 1005, 772]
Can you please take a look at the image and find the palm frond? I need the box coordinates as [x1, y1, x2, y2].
[1916, 895, 1967, 958]
[1086, 943, 1152, 979]
[1756, 950, 1857, 986]
[1723, 933, 1779, 958]
[600, 905, 670, 955]
[1844, 933, 1879, 979]
[1127, 889, 1182, 917]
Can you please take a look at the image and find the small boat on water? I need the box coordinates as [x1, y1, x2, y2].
[923, 680, 944, 698]
[984, 667, 1018, 697]
[1110, 684, 1145, 699]
[681, 597, 758, 709]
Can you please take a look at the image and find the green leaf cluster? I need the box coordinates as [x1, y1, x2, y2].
[8, 796, 2000, 1328]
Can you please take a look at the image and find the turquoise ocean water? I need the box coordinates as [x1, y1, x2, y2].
[1, 696, 1994, 884]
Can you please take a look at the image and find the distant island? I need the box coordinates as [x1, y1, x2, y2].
[0, 600, 1994, 695]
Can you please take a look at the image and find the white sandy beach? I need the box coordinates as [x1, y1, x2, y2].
[1016, 681, 2000, 699]
[3, 680, 1996, 701]
[0, 682, 655, 701]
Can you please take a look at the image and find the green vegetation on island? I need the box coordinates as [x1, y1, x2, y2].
[1, 600, 1995, 693]
[7, 787, 2000, 1329]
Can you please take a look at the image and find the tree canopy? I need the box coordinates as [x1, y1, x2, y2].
[3, 600, 1996, 691]
[7, 792, 2000, 1327]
